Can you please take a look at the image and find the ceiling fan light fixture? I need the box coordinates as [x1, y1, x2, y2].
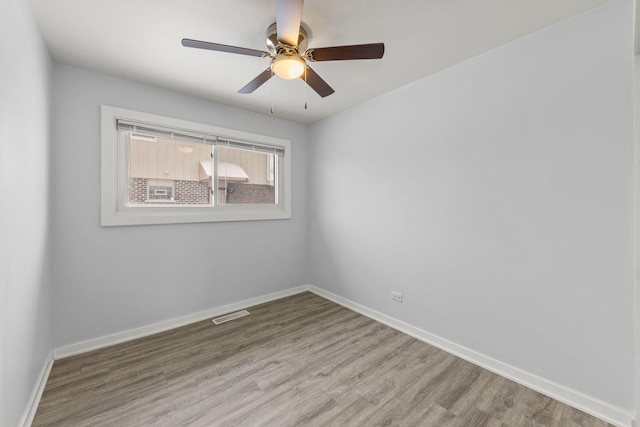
[181, 0, 384, 98]
[271, 54, 306, 80]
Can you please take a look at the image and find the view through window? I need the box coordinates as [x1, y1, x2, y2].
[126, 135, 278, 207]
[101, 105, 290, 226]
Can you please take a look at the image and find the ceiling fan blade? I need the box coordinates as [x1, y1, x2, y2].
[238, 68, 273, 94]
[182, 39, 269, 58]
[307, 43, 385, 62]
[276, 0, 304, 46]
[302, 66, 334, 98]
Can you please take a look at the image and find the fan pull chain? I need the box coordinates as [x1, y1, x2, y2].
[270, 69, 275, 115]
[304, 66, 308, 110]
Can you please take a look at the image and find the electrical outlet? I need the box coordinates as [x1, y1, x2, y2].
[391, 291, 403, 302]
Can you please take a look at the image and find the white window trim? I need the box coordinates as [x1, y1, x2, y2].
[101, 105, 291, 226]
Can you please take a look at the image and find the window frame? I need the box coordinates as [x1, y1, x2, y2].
[101, 105, 291, 226]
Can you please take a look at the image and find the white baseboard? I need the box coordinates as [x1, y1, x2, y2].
[53, 286, 310, 359]
[51, 284, 634, 426]
[306, 285, 634, 427]
[18, 350, 54, 427]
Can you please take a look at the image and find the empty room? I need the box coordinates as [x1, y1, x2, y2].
[2, 0, 638, 426]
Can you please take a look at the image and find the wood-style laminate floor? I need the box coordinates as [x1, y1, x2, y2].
[33, 292, 613, 427]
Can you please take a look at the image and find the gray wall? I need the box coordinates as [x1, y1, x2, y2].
[4, 0, 636, 420]
[0, 1, 53, 426]
[309, 0, 634, 410]
[51, 64, 310, 347]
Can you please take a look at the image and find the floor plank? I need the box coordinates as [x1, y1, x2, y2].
[33, 292, 614, 427]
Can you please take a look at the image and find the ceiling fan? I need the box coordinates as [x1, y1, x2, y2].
[181, 0, 385, 98]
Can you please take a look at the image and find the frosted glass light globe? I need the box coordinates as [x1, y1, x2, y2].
[272, 55, 306, 80]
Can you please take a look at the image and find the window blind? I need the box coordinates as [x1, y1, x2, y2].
[116, 119, 285, 155]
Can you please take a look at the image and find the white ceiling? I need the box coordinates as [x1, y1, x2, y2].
[30, 0, 613, 124]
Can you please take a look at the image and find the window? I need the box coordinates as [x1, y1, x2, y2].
[101, 105, 291, 226]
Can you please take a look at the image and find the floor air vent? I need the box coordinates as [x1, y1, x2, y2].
[212, 310, 250, 325]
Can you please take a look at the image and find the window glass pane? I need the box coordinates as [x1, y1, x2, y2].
[102, 105, 291, 226]
[127, 133, 213, 206]
[216, 146, 277, 205]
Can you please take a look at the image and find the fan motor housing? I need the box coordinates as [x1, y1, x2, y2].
[266, 22, 310, 55]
